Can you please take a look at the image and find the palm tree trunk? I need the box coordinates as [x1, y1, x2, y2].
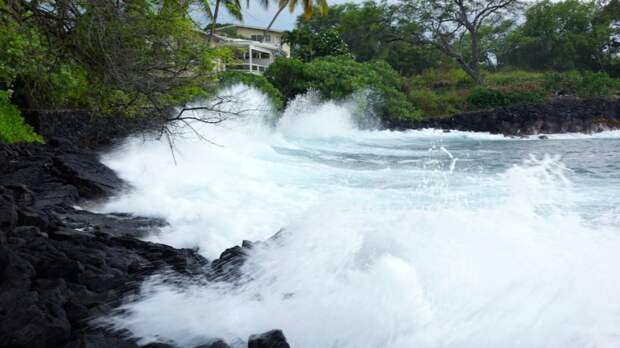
[208, 0, 221, 44]
[263, 2, 287, 42]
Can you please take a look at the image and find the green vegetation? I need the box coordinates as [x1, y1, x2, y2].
[0, 91, 42, 144]
[498, 0, 616, 73]
[283, 1, 447, 76]
[3, 0, 620, 143]
[282, 28, 351, 62]
[407, 70, 620, 116]
[0, 0, 233, 143]
[265, 56, 421, 121]
[269, 0, 620, 119]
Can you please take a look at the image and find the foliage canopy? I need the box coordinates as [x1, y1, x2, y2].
[265, 56, 422, 121]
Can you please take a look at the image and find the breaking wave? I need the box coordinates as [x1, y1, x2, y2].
[97, 85, 620, 347]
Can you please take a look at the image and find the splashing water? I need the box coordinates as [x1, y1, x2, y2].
[96, 86, 620, 347]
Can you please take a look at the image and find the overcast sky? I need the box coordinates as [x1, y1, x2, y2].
[216, 0, 356, 31]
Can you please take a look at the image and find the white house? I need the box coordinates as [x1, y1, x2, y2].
[207, 25, 291, 74]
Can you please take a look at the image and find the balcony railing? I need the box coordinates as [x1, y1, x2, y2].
[227, 63, 268, 74]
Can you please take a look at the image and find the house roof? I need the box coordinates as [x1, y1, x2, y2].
[212, 34, 282, 53]
[215, 24, 285, 34]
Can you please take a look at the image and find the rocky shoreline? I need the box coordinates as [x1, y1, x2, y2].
[4, 97, 619, 347]
[0, 139, 289, 348]
[388, 97, 620, 136]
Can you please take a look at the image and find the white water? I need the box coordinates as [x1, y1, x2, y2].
[97, 86, 620, 347]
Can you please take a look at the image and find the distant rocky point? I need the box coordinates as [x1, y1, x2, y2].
[390, 98, 620, 136]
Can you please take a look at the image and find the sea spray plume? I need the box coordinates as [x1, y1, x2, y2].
[346, 89, 382, 130]
[500, 154, 574, 215]
[276, 90, 358, 139]
[163, 84, 277, 149]
[439, 146, 458, 173]
[276, 89, 380, 139]
[96, 86, 620, 347]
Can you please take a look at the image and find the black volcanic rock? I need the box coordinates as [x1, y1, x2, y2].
[248, 330, 290, 348]
[391, 97, 620, 136]
[193, 339, 231, 348]
[52, 153, 124, 199]
[0, 142, 208, 348]
[0, 140, 291, 348]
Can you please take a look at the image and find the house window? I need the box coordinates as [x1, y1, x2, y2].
[250, 34, 271, 43]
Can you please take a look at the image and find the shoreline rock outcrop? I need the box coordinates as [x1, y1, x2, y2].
[388, 97, 620, 136]
[0, 140, 289, 348]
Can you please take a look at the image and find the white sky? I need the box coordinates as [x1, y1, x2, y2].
[216, 0, 357, 31]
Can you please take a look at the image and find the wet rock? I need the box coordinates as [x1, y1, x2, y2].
[395, 98, 620, 136]
[18, 208, 50, 230]
[194, 339, 231, 348]
[67, 333, 140, 348]
[23, 110, 163, 150]
[143, 343, 176, 348]
[248, 330, 290, 348]
[0, 141, 209, 348]
[53, 153, 123, 199]
[0, 140, 292, 348]
[209, 245, 251, 281]
[0, 187, 17, 234]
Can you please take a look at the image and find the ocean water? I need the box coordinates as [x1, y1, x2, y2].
[96, 86, 620, 347]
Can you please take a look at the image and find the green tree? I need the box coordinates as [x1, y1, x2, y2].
[263, 0, 328, 39]
[285, 2, 444, 75]
[395, 0, 521, 84]
[1, 0, 228, 118]
[498, 0, 611, 71]
[283, 27, 350, 62]
[207, 0, 272, 43]
[208, 0, 244, 43]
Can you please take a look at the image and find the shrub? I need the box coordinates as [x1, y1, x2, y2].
[409, 89, 466, 117]
[576, 71, 620, 97]
[409, 68, 474, 90]
[265, 56, 421, 121]
[543, 70, 582, 95]
[264, 58, 307, 102]
[485, 71, 545, 88]
[543, 70, 620, 97]
[466, 87, 545, 109]
[0, 90, 43, 143]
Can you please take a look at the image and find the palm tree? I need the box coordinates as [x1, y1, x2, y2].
[263, 0, 328, 40]
[203, 0, 271, 43]
[205, 0, 243, 44]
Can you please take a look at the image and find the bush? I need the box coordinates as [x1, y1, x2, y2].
[485, 70, 545, 86]
[576, 71, 620, 97]
[263, 58, 307, 102]
[0, 90, 43, 143]
[466, 87, 545, 109]
[408, 68, 620, 116]
[409, 68, 474, 90]
[543, 70, 620, 97]
[265, 56, 422, 121]
[409, 89, 466, 117]
[220, 71, 284, 110]
[543, 71, 582, 95]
